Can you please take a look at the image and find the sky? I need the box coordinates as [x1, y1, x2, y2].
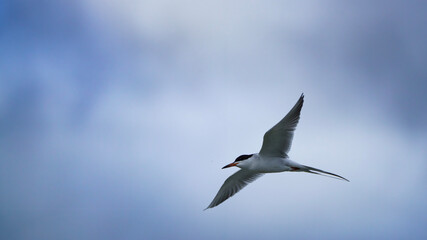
[1, 0, 427, 239]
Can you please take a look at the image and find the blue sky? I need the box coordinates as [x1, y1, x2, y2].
[1, 0, 427, 239]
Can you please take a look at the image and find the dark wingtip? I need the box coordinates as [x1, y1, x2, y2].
[299, 93, 304, 103]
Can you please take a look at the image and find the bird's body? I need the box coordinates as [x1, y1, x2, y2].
[206, 94, 348, 210]
[237, 154, 300, 173]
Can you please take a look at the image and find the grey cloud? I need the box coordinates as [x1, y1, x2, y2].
[1, 1, 427, 240]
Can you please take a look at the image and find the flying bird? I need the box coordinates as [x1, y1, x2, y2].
[206, 94, 348, 209]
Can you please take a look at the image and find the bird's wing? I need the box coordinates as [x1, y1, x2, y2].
[259, 93, 304, 157]
[205, 170, 264, 209]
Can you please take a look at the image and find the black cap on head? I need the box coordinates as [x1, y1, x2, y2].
[234, 154, 253, 162]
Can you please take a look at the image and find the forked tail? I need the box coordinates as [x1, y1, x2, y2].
[302, 165, 349, 182]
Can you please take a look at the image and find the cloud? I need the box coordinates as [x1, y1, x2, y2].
[1, 0, 426, 239]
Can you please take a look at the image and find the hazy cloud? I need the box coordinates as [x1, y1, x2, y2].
[1, 0, 426, 239]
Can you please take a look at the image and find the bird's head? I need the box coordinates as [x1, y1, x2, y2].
[222, 154, 254, 169]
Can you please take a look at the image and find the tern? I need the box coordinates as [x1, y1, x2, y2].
[206, 94, 348, 209]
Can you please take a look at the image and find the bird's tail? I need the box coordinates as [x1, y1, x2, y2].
[302, 165, 349, 182]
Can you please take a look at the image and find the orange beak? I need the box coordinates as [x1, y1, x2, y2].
[222, 162, 238, 169]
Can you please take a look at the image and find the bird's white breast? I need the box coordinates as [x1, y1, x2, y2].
[240, 154, 293, 173]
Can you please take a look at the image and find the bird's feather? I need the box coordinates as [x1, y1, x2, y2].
[205, 170, 264, 209]
[259, 93, 304, 157]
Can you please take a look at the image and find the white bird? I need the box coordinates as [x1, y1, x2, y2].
[206, 94, 348, 209]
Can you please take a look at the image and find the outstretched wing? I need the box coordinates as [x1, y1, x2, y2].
[205, 170, 264, 209]
[259, 94, 304, 157]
